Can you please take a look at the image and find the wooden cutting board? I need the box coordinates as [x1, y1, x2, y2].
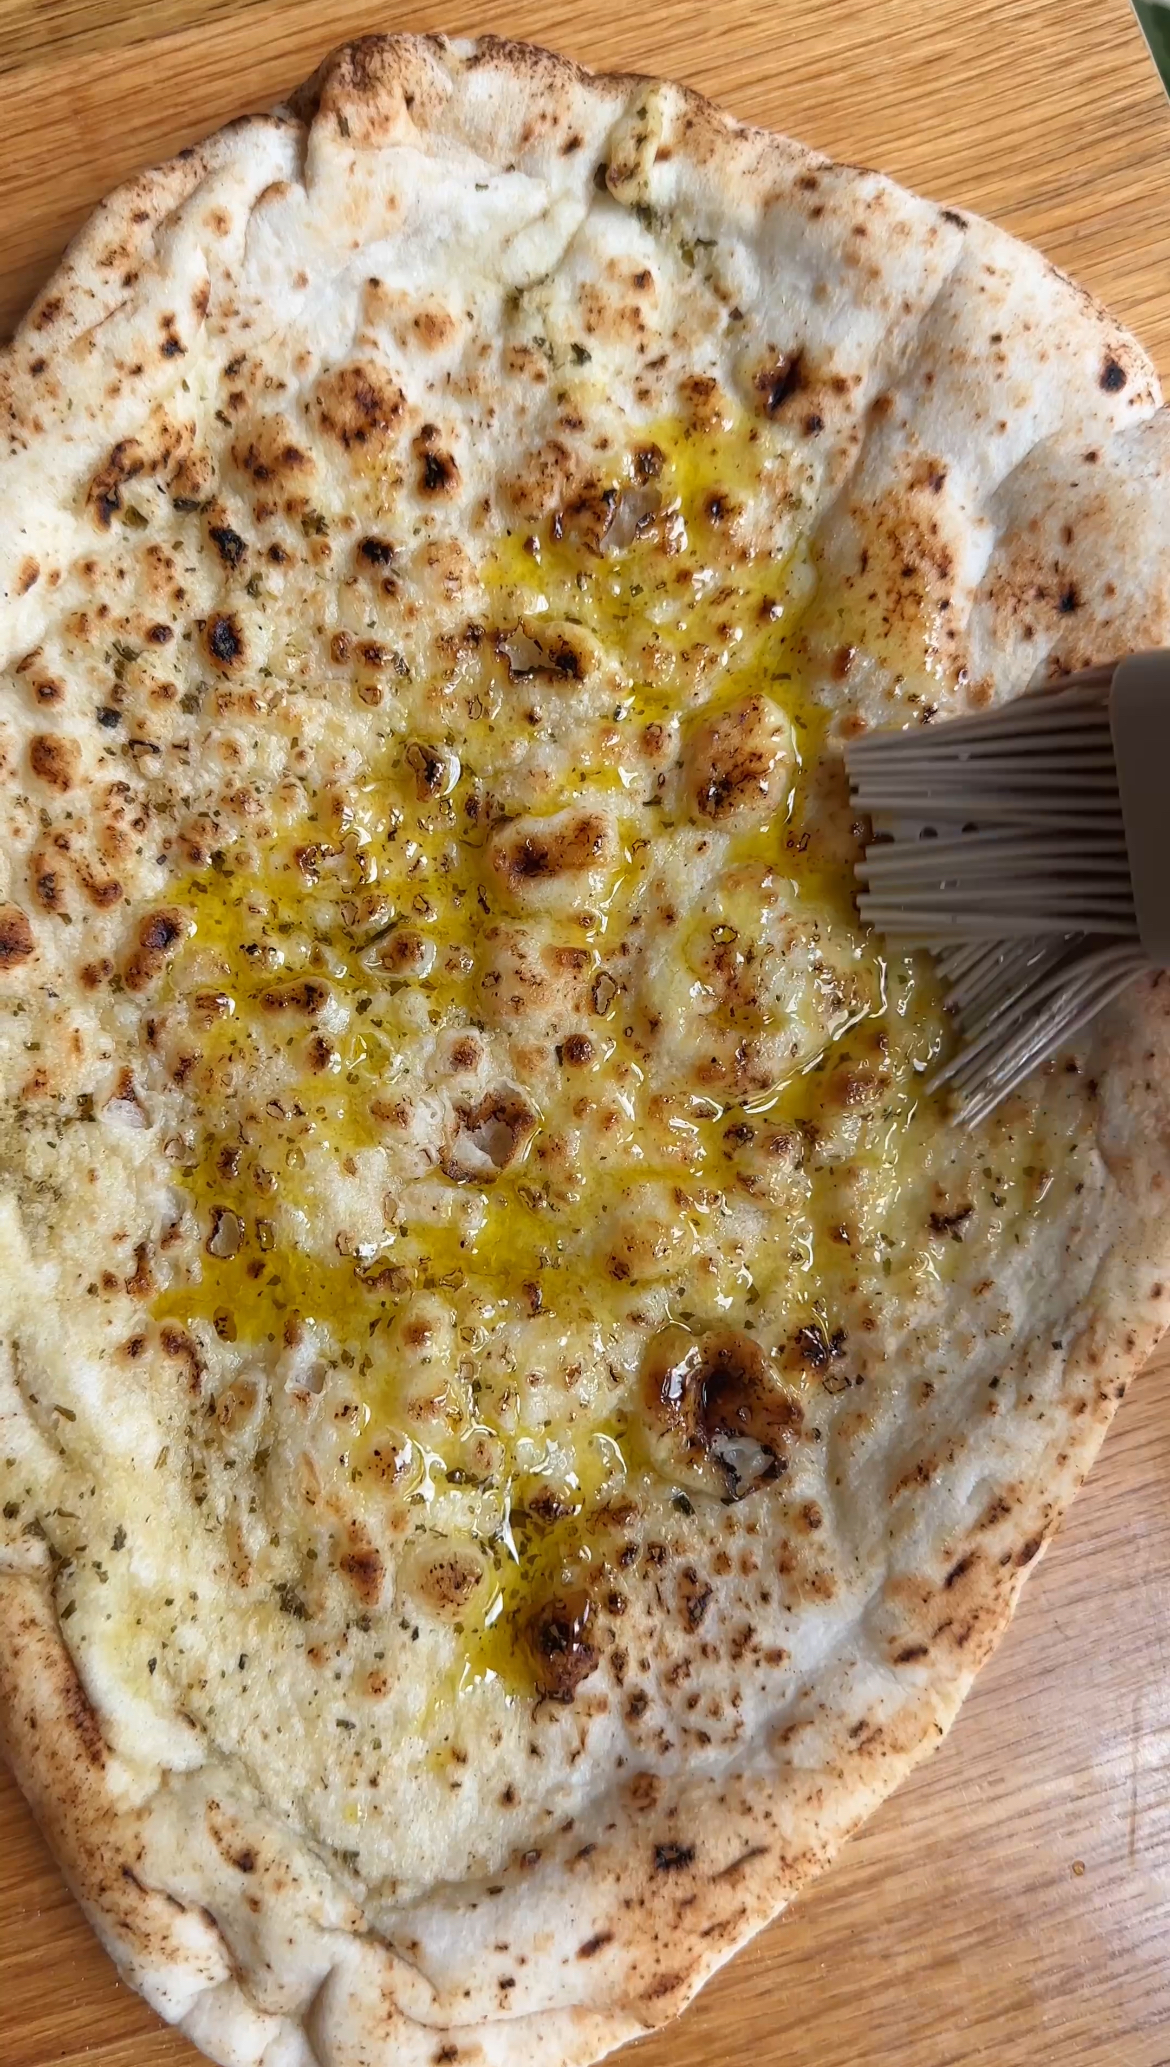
[1, 2, 1169, 2062]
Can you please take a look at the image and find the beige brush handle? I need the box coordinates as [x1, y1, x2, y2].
[1111, 651, 1170, 967]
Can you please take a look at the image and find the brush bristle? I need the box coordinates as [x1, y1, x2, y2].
[925, 936, 1146, 1128]
[843, 664, 1148, 1124]
[847, 671, 1137, 940]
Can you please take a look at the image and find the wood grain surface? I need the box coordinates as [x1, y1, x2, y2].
[1, 2, 1168, 2063]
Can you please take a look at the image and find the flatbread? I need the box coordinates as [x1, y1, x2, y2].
[1, 33, 1168, 2067]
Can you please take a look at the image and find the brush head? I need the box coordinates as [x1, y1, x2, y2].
[843, 653, 1170, 1125]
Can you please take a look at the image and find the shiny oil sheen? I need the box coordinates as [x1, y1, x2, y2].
[151, 414, 1054, 1692]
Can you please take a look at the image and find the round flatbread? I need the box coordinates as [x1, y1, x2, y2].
[1, 34, 1168, 2067]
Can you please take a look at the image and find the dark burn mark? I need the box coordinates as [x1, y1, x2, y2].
[125, 1242, 153, 1298]
[516, 841, 553, 879]
[678, 1566, 712, 1630]
[209, 523, 247, 568]
[578, 1931, 614, 1958]
[1058, 584, 1080, 615]
[0, 905, 34, 969]
[755, 354, 804, 415]
[140, 912, 182, 954]
[159, 1323, 204, 1394]
[929, 1204, 973, 1239]
[259, 979, 328, 1015]
[940, 207, 966, 228]
[123, 908, 185, 991]
[894, 1643, 929, 1664]
[237, 430, 310, 483]
[89, 438, 143, 526]
[34, 866, 64, 912]
[492, 811, 612, 897]
[547, 639, 582, 679]
[643, 1327, 803, 1501]
[358, 535, 395, 567]
[1100, 356, 1127, 392]
[525, 1590, 597, 1701]
[527, 1496, 578, 1546]
[405, 741, 447, 799]
[654, 1843, 695, 1872]
[945, 1554, 973, 1589]
[420, 447, 459, 496]
[206, 613, 243, 666]
[790, 1323, 846, 1372]
[691, 696, 784, 822]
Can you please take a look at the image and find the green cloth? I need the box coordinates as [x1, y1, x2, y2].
[1133, 0, 1170, 100]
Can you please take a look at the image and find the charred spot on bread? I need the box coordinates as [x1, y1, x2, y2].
[0, 904, 34, 969]
[525, 1589, 598, 1701]
[205, 612, 244, 667]
[643, 1327, 803, 1500]
[123, 908, 187, 991]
